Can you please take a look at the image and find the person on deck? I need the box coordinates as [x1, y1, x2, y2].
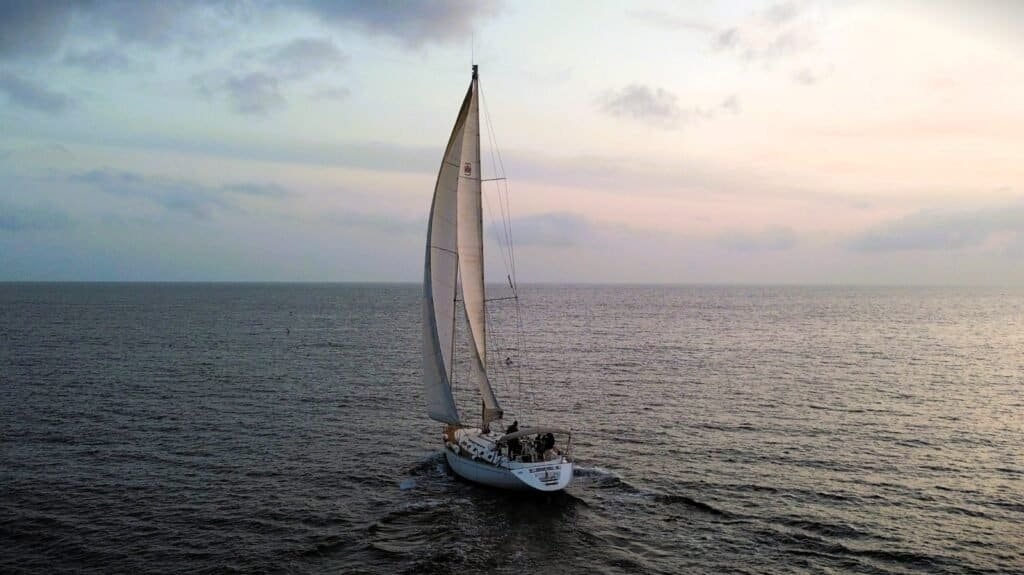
[505, 420, 521, 459]
[541, 432, 556, 460]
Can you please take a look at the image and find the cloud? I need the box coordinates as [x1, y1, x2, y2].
[224, 72, 284, 115]
[628, 9, 714, 33]
[600, 84, 680, 123]
[0, 143, 73, 165]
[847, 203, 1024, 253]
[494, 212, 654, 249]
[84, 0, 225, 49]
[62, 47, 141, 72]
[0, 1, 240, 60]
[239, 37, 347, 81]
[196, 37, 346, 115]
[71, 169, 291, 219]
[713, 1, 817, 62]
[792, 67, 818, 85]
[0, 199, 72, 232]
[195, 70, 286, 115]
[78, 130, 839, 207]
[0, 0, 75, 59]
[905, 0, 1024, 48]
[295, 0, 501, 47]
[721, 94, 740, 113]
[498, 212, 594, 247]
[717, 226, 799, 252]
[764, 1, 801, 26]
[313, 86, 351, 100]
[713, 27, 741, 51]
[791, 64, 833, 86]
[0, 71, 72, 113]
[73, 169, 227, 218]
[221, 183, 290, 198]
[599, 84, 739, 127]
[0, 1, 498, 65]
[328, 212, 421, 235]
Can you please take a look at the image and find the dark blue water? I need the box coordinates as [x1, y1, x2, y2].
[1, 283, 1022, 574]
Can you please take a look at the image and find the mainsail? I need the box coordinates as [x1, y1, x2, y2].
[422, 65, 504, 426]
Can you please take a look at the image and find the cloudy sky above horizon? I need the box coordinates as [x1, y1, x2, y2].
[2, 0, 1023, 284]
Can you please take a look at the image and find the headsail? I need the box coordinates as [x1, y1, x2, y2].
[458, 66, 503, 425]
[422, 79, 473, 425]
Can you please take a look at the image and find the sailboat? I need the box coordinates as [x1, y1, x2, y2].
[422, 65, 574, 492]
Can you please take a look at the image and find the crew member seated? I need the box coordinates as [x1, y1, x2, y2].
[533, 432, 556, 460]
[541, 432, 556, 460]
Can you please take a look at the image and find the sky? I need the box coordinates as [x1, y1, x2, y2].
[1, 0, 1022, 284]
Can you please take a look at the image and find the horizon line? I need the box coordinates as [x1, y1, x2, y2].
[1, 280, 1021, 289]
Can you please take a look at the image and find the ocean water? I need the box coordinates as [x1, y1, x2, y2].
[1, 283, 1022, 574]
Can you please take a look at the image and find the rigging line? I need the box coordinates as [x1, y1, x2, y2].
[502, 179, 517, 289]
[475, 82, 516, 415]
[430, 245, 459, 256]
[479, 172, 517, 299]
[475, 84, 508, 274]
[483, 297, 512, 406]
[481, 183, 513, 289]
[485, 296, 518, 302]
[478, 84, 514, 281]
[479, 86, 518, 289]
[480, 79, 529, 419]
[515, 292, 527, 414]
[482, 282, 515, 410]
[479, 86, 516, 283]
[481, 126, 522, 411]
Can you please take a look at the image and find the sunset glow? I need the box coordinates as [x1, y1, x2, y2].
[2, 1, 1022, 283]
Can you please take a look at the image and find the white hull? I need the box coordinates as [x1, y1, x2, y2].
[444, 428, 574, 492]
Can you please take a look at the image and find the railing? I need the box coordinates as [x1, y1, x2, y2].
[496, 430, 572, 467]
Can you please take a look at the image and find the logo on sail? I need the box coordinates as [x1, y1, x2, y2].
[463, 162, 472, 176]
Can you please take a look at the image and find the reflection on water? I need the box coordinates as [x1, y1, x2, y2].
[1, 283, 1022, 574]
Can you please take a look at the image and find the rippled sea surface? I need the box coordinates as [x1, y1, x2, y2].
[2, 283, 1022, 574]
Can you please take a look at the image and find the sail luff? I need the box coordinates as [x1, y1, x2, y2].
[422, 81, 474, 425]
[457, 66, 503, 424]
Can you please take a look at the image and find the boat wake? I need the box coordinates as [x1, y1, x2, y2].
[573, 465, 728, 516]
[403, 452, 448, 477]
[573, 465, 626, 488]
[653, 493, 729, 516]
[396, 452, 453, 492]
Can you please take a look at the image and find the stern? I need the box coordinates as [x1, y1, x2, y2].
[511, 460, 574, 491]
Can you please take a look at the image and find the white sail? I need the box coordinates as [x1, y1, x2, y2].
[425, 66, 575, 493]
[422, 82, 473, 425]
[457, 68, 503, 424]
